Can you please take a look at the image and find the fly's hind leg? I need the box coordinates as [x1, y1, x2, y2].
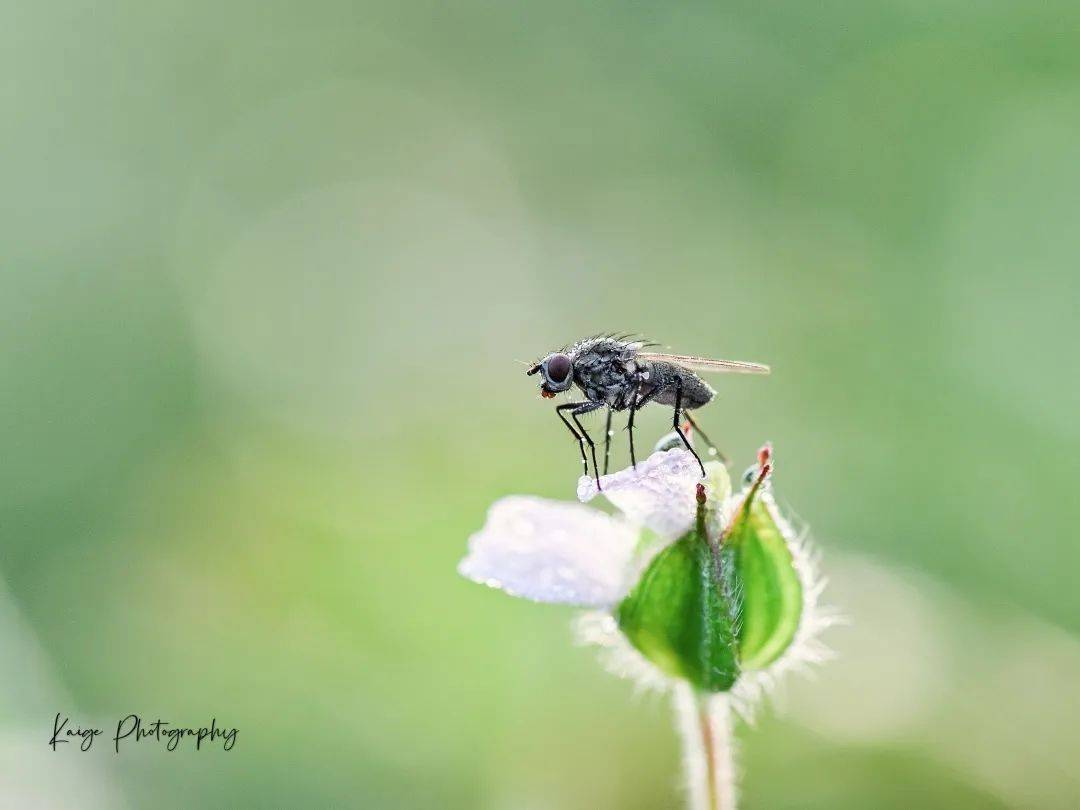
[684, 411, 727, 464]
[673, 378, 706, 477]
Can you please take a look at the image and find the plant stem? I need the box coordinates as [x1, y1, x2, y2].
[674, 683, 737, 810]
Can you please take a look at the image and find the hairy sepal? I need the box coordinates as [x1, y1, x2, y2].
[615, 523, 741, 692]
[723, 490, 803, 671]
[615, 463, 804, 691]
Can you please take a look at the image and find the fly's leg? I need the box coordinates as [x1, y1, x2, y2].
[684, 411, 727, 464]
[569, 402, 605, 490]
[674, 378, 706, 477]
[603, 407, 613, 476]
[626, 385, 658, 471]
[555, 403, 588, 477]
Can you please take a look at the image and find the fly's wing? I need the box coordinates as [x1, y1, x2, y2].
[636, 352, 771, 375]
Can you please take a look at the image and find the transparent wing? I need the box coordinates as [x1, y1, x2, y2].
[637, 352, 771, 375]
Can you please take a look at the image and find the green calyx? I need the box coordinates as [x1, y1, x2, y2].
[615, 451, 803, 692]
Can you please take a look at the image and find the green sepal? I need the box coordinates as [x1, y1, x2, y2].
[615, 461, 804, 691]
[724, 491, 802, 671]
[615, 523, 741, 692]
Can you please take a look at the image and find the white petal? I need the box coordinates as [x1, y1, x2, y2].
[458, 496, 639, 606]
[578, 449, 707, 540]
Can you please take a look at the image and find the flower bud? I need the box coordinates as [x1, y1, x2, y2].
[615, 447, 803, 691]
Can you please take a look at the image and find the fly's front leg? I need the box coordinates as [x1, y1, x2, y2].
[555, 403, 588, 477]
[569, 402, 605, 489]
[673, 377, 706, 476]
[603, 407, 613, 476]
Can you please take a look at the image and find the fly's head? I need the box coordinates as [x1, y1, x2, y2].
[527, 352, 573, 399]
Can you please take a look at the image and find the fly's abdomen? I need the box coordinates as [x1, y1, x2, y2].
[683, 374, 717, 409]
[648, 362, 716, 409]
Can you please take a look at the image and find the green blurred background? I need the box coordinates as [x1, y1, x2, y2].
[3, 1, 1079, 807]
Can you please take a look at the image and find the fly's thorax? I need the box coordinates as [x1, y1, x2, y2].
[571, 346, 643, 410]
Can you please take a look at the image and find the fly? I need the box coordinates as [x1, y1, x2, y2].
[526, 335, 770, 489]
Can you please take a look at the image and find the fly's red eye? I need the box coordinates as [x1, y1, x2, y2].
[546, 354, 571, 383]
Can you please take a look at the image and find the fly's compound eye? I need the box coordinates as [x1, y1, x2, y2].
[545, 353, 571, 384]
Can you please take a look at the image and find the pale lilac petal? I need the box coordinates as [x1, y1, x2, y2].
[578, 449, 706, 540]
[458, 496, 639, 606]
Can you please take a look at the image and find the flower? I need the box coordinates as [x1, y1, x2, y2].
[458, 444, 836, 713]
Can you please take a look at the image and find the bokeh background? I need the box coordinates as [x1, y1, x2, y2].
[3, 1, 1079, 807]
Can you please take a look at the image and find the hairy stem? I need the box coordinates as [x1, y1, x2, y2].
[674, 684, 737, 810]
